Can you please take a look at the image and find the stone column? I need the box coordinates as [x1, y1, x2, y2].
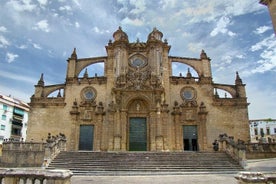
[172, 104, 181, 151]
[161, 103, 169, 150]
[113, 110, 122, 151]
[198, 102, 208, 151]
[121, 110, 127, 151]
[69, 100, 80, 151]
[155, 102, 164, 151]
[149, 111, 156, 151]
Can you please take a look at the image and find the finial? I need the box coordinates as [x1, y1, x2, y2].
[57, 89, 62, 97]
[186, 68, 192, 78]
[71, 48, 77, 59]
[214, 88, 219, 98]
[83, 68, 88, 78]
[37, 73, 44, 86]
[235, 71, 243, 85]
[200, 49, 208, 59]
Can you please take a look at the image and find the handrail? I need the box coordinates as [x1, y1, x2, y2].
[217, 133, 247, 168]
[0, 168, 72, 184]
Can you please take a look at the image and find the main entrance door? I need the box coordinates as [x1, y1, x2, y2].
[79, 125, 94, 151]
[129, 117, 147, 151]
[183, 125, 198, 151]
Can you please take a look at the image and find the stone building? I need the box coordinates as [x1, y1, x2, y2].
[0, 93, 29, 144]
[27, 27, 250, 152]
[260, 0, 276, 33]
[249, 119, 276, 143]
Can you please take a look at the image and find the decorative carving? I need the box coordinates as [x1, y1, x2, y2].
[115, 66, 162, 90]
[108, 101, 117, 112]
[181, 100, 198, 108]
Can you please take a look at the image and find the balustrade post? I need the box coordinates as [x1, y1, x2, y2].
[4, 176, 19, 184]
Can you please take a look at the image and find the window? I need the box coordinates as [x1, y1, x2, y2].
[267, 128, 270, 135]
[260, 128, 264, 137]
[274, 128, 276, 134]
[3, 104, 7, 110]
[254, 128, 258, 135]
[1, 125, 5, 130]
[1, 115, 6, 120]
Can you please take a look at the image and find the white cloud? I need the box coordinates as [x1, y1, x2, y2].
[18, 44, 28, 49]
[254, 26, 271, 34]
[0, 70, 36, 84]
[129, 0, 146, 14]
[159, 0, 177, 9]
[187, 42, 204, 53]
[33, 20, 50, 32]
[7, 0, 36, 12]
[0, 26, 7, 32]
[75, 22, 80, 28]
[250, 34, 276, 52]
[0, 35, 10, 48]
[59, 5, 72, 11]
[6, 52, 19, 63]
[250, 34, 276, 73]
[121, 17, 144, 26]
[92, 27, 110, 34]
[72, 0, 81, 7]
[210, 16, 236, 37]
[33, 43, 42, 49]
[37, 0, 47, 6]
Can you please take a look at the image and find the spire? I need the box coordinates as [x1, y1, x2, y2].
[235, 71, 243, 85]
[83, 68, 89, 78]
[71, 48, 77, 59]
[214, 88, 219, 98]
[200, 49, 208, 59]
[57, 89, 62, 97]
[186, 68, 192, 78]
[37, 73, 44, 86]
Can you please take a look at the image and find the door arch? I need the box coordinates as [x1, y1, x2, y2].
[126, 98, 150, 151]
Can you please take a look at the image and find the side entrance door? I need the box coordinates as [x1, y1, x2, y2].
[79, 125, 94, 151]
[183, 125, 198, 151]
[129, 117, 147, 151]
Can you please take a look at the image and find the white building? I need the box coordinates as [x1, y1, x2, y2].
[249, 119, 276, 143]
[0, 93, 29, 144]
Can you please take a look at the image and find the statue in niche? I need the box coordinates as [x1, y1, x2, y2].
[136, 102, 140, 111]
[83, 110, 92, 120]
[186, 110, 194, 120]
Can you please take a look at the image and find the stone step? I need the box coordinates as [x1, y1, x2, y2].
[48, 151, 243, 175]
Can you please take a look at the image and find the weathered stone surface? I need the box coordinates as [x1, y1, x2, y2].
[27, 28, 250, 152]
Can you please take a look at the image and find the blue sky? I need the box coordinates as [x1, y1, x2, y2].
[0, 0, 275, 120]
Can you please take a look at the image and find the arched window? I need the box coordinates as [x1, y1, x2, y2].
[214, 88, 233, 98]
[172, 62, 199, 78]
[78, 63, 104, 78]
[47, 89, 64, 98]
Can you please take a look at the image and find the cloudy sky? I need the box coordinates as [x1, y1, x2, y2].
[0, 0, 275, 120]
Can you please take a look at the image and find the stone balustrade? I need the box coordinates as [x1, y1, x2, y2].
[245, 143, 276, 159]
[217, 133, 247, 168]
[0, 168, 72, 184]
[235, 172, 276, 184]
[1, 133, 67, 168]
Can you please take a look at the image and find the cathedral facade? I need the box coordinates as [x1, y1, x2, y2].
[27, 27, 250, 152]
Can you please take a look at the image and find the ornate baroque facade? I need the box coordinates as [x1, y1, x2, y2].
[27, 27, 250, 152]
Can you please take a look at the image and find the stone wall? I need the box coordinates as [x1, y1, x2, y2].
[1, 142, 46, 167]
[0, 133, 66, 167]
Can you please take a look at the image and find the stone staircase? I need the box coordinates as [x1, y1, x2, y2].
[47, 151, 243, 175]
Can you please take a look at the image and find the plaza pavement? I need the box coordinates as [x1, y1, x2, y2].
[71, 158, 276, 184]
